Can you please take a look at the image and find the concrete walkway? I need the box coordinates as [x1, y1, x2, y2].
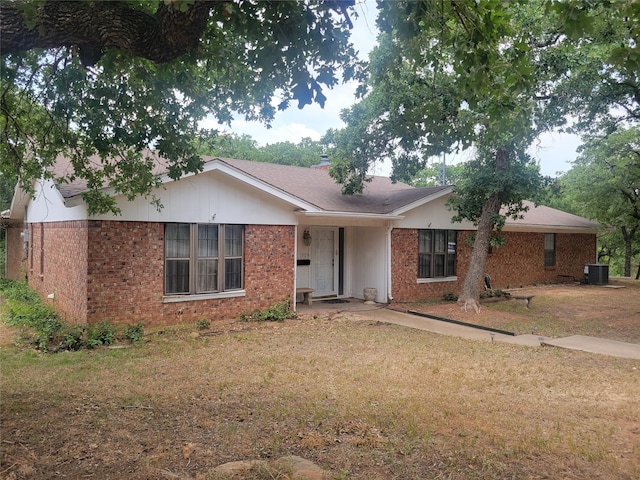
[542, 335, 640, 360]
[348, 305, 640, 360]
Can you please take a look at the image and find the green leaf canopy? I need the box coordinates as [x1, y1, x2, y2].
[1, 0, 362, 214]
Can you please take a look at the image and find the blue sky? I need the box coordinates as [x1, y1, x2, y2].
[201, 0, 581, 178]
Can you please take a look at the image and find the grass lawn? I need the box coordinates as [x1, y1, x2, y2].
[1, 303, 639, 479]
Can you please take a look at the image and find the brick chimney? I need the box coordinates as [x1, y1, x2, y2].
[311, 153, 330, 170]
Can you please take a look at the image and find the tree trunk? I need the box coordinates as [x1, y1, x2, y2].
[456, 193, 502, 313]
[621, 225, 636, 277]
[624, 240, 632, 278]
[456, 147, 510, 313]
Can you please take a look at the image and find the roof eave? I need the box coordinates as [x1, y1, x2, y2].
[5, 182, 33, 222]
[503, 224, 600, 234]
[296, 211, 405, 221]
[207, 160, 321, 212]
[391, 185, 454, 216]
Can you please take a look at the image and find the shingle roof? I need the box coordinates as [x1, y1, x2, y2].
[212, 157, 448, 214]
[48, 153, 598, 229]
[52, 151, 171, 199]
[52, 152, 448, 215]
[504, 201, 600, 230]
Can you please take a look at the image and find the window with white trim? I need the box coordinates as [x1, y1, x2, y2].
[418, 230, 457, 278]
[544, 233, 556, 267]
[165, 224, 244, 295]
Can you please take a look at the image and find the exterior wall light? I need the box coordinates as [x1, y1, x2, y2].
[303, 229, 312, 246]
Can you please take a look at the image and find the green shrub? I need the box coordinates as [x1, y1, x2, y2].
[87, 320, 117, 348]
[0, 281, 127, 351]
[480, 289, 510, 299]
[196, 318, 211, 330]
[61, 324, 87, 351]
[0, 279, 41, 304]
[1, 281, 64, 350]
[443, 292, 458, 301]
[122, 322, 145, 343]
[240, 299, 296, 322]
[5, 298, 61, 331]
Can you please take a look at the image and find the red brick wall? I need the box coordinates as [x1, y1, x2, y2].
[243, 224, 296, 305]
[28, 221, 88, 323]
[30, 220, 595, 322]
[5, 225, 26, 280]
[391, 229, 463, 302]
[391, 228, 596, 303]
[85, 221, 164, 325]
[84, 222, 295, 327]
[26, 221, 295, 327]
[158, 224, 295, 326]
[483, 231, 596, 289]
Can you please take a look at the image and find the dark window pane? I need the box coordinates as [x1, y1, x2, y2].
[447, 231, 456, 276]
[225, 225, 243, 257]
[165, 224, 190, 258]
[447, 231, 456, 254]
[197, 258, 218, 293]
[198, 224, 218, 258]
[544, 233, 555, 250]
[434, 230, 446, 253]
[418, 253, 431, 278]
[418, 230, 457, 278]
[544, 233, 556, 267]
[434, 254, 445, 277]
[166, 259, 189, 294]
[447, 255, 456, 277]
[166, 224, 244, 295]
[225, 258, 242, 290]
[544, 252, 555, 267]
[419, 230, 431, 253]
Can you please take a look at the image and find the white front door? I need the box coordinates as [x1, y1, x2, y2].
[313, 227, 338, 296]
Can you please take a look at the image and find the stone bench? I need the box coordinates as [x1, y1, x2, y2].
[512, 295, 535, 308]
[296, 288, 314, 306]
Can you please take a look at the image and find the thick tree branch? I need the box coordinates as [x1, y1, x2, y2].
[1, 0, 217, 65]
[532, 32, 562, 49]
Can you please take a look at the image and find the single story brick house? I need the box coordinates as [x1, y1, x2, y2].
[3, 154, 599, 326]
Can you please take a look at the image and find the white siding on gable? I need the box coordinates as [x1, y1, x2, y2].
[26, 179, 87, 223]
[89, 171, 299, 225]
[394, 195, 474, 230]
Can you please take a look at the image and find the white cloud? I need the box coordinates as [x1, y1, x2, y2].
[200, 83, 353, 145]
[529, 130, 582, 177]
[238, 121, 325, 144]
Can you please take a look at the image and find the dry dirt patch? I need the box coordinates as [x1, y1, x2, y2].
[406, 278, 640, 343]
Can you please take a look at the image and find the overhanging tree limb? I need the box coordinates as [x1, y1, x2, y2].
[1, 1, 217, 65]
[1, 0, 360, 215]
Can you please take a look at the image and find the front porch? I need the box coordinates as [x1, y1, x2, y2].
[295, 223, 391, 306]
[295, 297, 384, 316]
